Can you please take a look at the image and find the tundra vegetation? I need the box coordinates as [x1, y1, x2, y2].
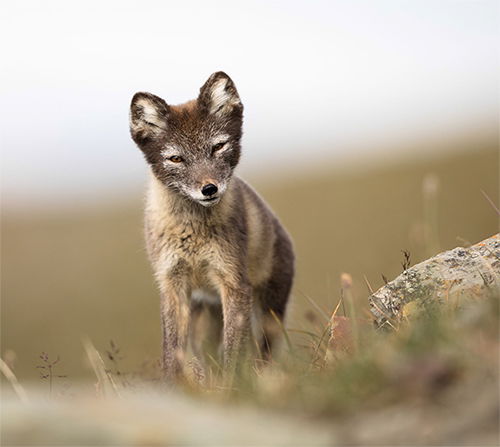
[1, 145, 498, 445]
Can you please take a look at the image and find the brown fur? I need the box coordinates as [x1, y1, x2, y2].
[129, 72, 294, 382]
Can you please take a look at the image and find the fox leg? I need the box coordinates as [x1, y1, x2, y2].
[254, 284, 291, 362]
[217, 281, 253, 383]
[256, 234, 294, 361]
[159, 276, 191, 381]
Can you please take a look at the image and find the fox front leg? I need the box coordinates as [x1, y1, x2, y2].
[219, 283, 253, 383]
[159, 277, 190, 382]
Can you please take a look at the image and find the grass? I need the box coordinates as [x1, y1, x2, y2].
[2, 146, 497, 382]
[2, 289, 498, 445]
[195, 290, 498, 415]
[1, 143, 499, 444]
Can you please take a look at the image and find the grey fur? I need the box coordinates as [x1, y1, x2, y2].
[129, 72, 294, 383]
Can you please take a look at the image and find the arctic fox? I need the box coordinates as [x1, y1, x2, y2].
[129, 72, 294, 381]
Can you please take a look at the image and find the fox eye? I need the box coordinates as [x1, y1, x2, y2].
[211, 142, 227, 154]
[168, 155, 183, 163]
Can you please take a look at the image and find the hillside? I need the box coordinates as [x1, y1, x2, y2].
[1, 145, 498, 380]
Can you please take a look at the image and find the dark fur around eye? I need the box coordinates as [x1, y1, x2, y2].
[211, 142, 227, 154]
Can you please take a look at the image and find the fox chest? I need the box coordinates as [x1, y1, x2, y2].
[163, 222, 220, 257]
[148, 222, 231, 282]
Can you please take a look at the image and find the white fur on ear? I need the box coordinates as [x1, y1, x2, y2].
[130, 92, 169, 141]
[136, 98, 166, 130]
[208, 78, 241, 116]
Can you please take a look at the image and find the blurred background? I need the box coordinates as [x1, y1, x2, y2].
[1, 0, 498, 380]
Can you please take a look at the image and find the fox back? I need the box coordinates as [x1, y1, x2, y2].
[129, 72, 294, 382]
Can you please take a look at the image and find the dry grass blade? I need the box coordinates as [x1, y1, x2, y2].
[310, 321, 331, 368]
[322, 294, 348, 364]
[369, 299, 398, 329]
[287, 328, 322, 341]
[206, 353, 223, 374]
[363, 275, 374, 294]
[269, 309, 293, 353]
[481, 189, 500, 216]
[301, 292, 330, 322]
[82, 337, 121, 398]
[252, 332, 263, 360]
[0, 358, 29, 403]
[312, 296, 347, 367]
[341, 273, 359, 351]
[331, 295, 344, 320]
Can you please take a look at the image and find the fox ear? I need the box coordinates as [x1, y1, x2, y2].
[130, 92, 169, 143]
[198, 72, 242, 117]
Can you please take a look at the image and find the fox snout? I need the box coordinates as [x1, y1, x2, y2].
[195, 179, 225, 207]
[201, 183, 218, 196]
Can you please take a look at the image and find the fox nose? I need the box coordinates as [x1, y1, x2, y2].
[201, 183, 218, 196]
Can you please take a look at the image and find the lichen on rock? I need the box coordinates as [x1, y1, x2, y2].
[369, 234, 500, 328]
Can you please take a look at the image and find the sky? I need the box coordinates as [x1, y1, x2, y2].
[1, 0, 498, 207]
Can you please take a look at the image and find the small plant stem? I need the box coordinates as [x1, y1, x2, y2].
[423, 173, 440, 257]
[49, 365, 53, 398]
[346, 292, 359, 352]
[0, 358, 29, 403]
[480, 189, 500, 216]
[341, 273, 359, 352]
[269, 309, 293, 354]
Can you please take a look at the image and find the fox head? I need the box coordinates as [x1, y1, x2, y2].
[130, 72, 243, 207]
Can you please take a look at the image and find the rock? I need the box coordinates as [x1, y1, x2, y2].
[369, 234, 500, 328]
